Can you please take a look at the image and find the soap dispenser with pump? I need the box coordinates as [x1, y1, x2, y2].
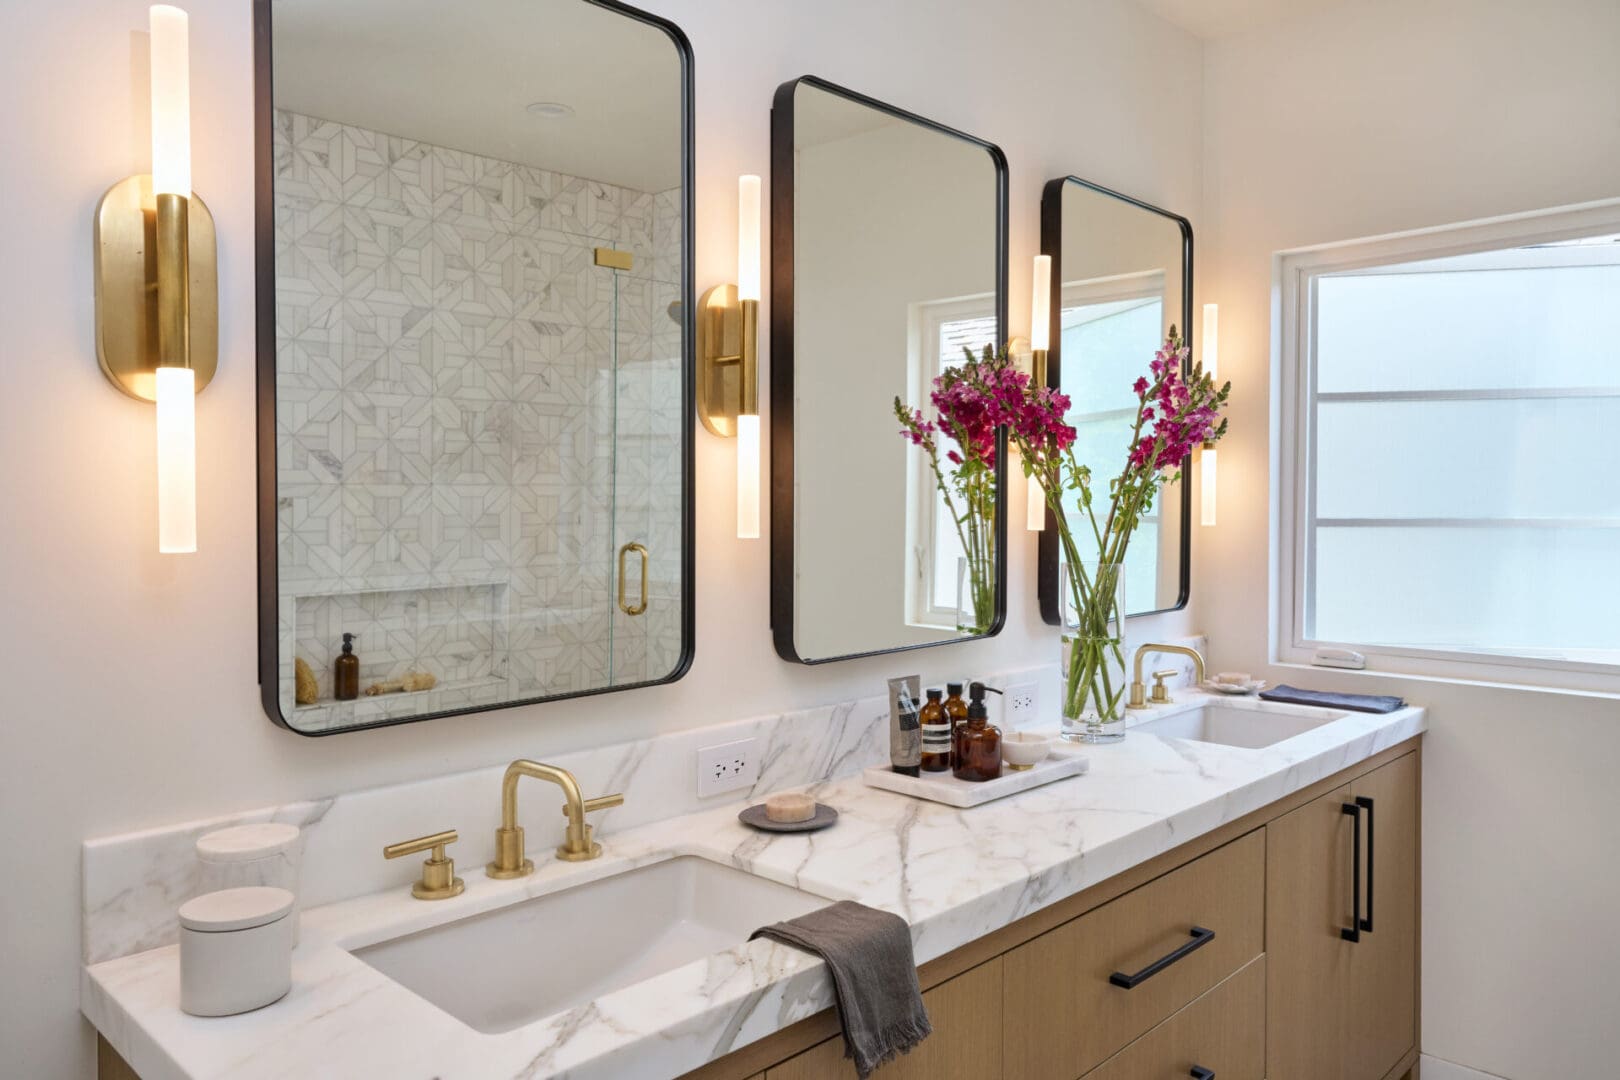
[952, 682, 1003, 782]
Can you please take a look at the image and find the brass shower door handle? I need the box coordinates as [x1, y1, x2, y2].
[618, 542, 649, 616]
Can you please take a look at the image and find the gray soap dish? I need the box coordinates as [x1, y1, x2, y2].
[737, 803, 839, 833]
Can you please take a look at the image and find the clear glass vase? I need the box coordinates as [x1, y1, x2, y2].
[1059, 560, 1128, 743]
[955, 555, 994, 636]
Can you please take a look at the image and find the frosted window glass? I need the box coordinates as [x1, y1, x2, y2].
[1063, 299, 1163, 414]
[1318, 265, 1620, 393]
[1306, 238, 1620, 668]
[1312, 526, 1620, 663]
[1316, 398, 1620, 519]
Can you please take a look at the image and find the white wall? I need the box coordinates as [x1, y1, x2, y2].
[0, 1, 1202, 1075]
[1199, 2, 1620, 1077]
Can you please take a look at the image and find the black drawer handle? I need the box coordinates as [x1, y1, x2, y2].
[1191, 1068, 1216, 1080]
[1341, 801, 1362, 943]
[1357, 795, 1375, 933]
[1108, 926, 1215, 989]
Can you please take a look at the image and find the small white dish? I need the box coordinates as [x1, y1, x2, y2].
[1001, 731, 1054, 770]
[1201, 678, 1267, 696]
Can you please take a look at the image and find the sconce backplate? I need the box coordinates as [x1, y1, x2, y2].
[697, 283, 758, 438]
[93, 174, 218, 401]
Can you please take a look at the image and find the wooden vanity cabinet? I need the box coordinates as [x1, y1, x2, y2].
[684, 741, 1420, 1080]
[1267, 752, 1420, 1080]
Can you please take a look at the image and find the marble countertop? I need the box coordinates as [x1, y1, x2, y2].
[84, 694, 1425, 1080]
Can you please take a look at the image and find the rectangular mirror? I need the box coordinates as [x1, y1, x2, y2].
[256, 0, 694, 733]
[1037, 176, 1192, 622]
[770, 77, 1008, 664]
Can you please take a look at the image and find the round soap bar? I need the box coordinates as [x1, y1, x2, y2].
[764, 792, 816, 824]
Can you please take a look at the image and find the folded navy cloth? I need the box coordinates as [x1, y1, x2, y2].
[752, 901, 931, 1078]
[1259, 684, 1405, 714]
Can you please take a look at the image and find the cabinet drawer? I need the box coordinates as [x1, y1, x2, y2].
[1004, 829, 1265, 1080]
[765, 957, 1001, 1080]
[1084, 956, 1266, 1080]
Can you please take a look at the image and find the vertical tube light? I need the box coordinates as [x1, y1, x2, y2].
[735, 175, 762, 539]
[151, 4, 196, 553]
[1026, 255, 1052, 531]
[1200, 303, 1218, 528]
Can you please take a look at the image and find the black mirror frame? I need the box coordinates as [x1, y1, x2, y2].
[768, 75, 1010, 665]
[1036, 175, 1194, 626]
[253, 0, 697, 734]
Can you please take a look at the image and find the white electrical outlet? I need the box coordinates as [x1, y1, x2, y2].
[1006, 681, 1039, 729]
[696, 737, 760, 799]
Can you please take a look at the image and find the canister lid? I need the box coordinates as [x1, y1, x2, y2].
[178, 887, 295, 933]
[196, 823, 301, 863]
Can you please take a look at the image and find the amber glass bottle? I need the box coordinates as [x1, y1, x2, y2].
[919, 689, 951, 772]
[334, 632, 360, 701]
[952, 682, 1003, 782]
[943, 682, 968, 737]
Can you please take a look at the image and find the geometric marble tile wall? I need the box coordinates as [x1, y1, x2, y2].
[272, 110, 684, 728]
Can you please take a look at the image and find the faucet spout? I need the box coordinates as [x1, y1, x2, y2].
[487, 760, 624, 878]
[1128, 643, 1207, 709]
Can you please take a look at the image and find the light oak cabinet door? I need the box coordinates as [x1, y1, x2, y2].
[1004, 831, 1265, 1080]
[1085, 957, 1266, 1080]
[1267, 753, 1419, 1080]
[1345, 751, 1420, 1080]
[765, 957, 1002, 1080]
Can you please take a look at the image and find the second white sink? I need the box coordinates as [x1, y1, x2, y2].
[354, 856, 831, 1034]
[1132, 700, 1347, 749]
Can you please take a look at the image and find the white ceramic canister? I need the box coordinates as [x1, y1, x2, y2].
[196, 823, 303, 944]
[178, 886, 295, 1017]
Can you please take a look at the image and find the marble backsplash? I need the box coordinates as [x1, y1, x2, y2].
[83, 635, 1206, 967]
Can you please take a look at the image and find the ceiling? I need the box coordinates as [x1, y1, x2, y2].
[1129, 0, 1350, 39]
[272, 0, 684, 193]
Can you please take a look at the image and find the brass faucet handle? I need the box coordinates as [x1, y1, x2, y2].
[383, 829, 465, 901]
[565, 792, 626, 817]
[1150, 669, 1180, 704]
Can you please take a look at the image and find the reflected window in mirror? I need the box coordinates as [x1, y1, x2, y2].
[1038, 177, 1192, 623]
[256, 0, 694, 733]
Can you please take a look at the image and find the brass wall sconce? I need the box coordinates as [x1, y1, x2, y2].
[698, 175, 762, 540]
[93, 4, 216, 554]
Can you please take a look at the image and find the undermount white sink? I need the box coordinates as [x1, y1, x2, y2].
[1132, 700, 1347, 749]
[353, 856, 830, 1034]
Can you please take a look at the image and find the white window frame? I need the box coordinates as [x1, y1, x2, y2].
[1274, 198, 1620, 694]
[906, 293, 997, 629]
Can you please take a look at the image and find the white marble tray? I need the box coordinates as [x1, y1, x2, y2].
[862, 744, 1090, 807]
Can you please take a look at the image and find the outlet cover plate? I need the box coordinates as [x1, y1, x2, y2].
[1006, 681, 1039, 728]
[697, 737, 760, 799]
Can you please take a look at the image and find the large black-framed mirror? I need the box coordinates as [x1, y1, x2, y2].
[255, 0, 695, 734]
[770, 76, 1009, 664]
[1037, 176, 1193, 624]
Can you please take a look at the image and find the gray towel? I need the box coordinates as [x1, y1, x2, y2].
[1259, 684, 1405, 714]
[751, 900, 931, 1077]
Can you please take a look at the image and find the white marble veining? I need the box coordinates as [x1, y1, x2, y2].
[85, 686, 1421, 1080]
[85, 650, 1108, 967]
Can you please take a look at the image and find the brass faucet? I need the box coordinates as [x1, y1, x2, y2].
[486, 760, 624, 878]
[1128, 643, 1207, 709]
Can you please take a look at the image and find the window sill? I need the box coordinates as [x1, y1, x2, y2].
[1271, 659, 1620, 701]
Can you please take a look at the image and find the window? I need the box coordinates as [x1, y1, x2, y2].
[1059, 275, 1168, 616]
[1277, 203, 1620, 690]
[909, 297, 998, 628]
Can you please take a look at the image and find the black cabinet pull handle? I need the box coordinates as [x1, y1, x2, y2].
[1108, 926, 1215, 989]
[1191, 1068, 1216, 1080]
[1341, 802, 1362, 942]
[1356, 795, 1375, 932]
